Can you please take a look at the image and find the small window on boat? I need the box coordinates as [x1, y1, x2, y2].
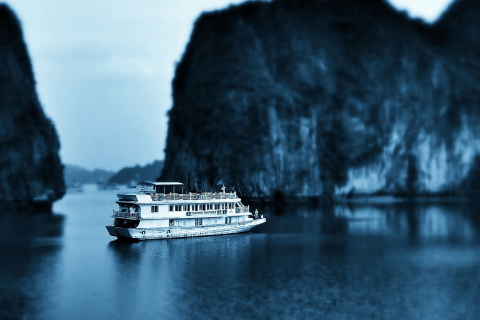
[195, 218, 202, 226]
[225, 217, 232, 224]
[169, 205, 173, 212]
[195, 204, 198, 211]
[151, 206, 159, 213]
[175, 205, 180, 211]
[169, 219, 174, 227]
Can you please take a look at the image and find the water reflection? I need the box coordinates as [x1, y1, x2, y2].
[2, 192, 480, 319]
[105, 200, 480, 319]
[0, 211, 64, 319]
[336, 203, 480, 241]
[107, 235, 262, 319]
[262, 202, 480, 241]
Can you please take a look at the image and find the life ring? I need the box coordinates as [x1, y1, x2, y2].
[195, 194, 200, 200]
[158, 194, 164, 201]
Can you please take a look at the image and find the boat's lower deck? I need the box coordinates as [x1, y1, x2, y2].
[106, 218, 266, 240]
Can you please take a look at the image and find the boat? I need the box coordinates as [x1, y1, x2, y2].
[105, 181, 266, 240]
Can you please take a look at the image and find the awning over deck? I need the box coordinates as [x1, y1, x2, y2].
[138, 181, 184, 186]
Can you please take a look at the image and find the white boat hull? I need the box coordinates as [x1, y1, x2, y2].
[106, 218, 266, 240]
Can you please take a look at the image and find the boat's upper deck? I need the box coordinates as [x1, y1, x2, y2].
[117, 182, 239, 203]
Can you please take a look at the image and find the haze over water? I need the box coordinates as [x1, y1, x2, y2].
[1, 185, 479, 319]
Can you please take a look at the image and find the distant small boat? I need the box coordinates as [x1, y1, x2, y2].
[66, 183, 83, 193]
[106, 182, 266, 240]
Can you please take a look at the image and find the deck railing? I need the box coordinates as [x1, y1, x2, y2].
[112, 210, 138, 219]
[145, 192, 238, 201]
[235, 206, 249, 213]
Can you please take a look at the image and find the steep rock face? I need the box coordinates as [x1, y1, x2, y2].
[162, 0, 480, 199]
[0, 5, 65, 207]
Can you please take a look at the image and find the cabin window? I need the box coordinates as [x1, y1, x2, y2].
[225, 217, 232, 224]
[195, 204, 198, 211]
[175, 205, 180, 212]
[169, 219, 174, 226]
[195, 218, 202, 226]
[169, 205, 173, 212]
[151, 206, 158, 213]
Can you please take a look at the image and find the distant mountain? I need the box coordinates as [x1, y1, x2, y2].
[161, 0, 480, 199]
[0, 5, 65, 208]
[108, 160, 164, 185]
[64, 164, 114, 186]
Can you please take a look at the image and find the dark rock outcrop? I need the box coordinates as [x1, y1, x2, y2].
[0, 4, 65, 208]
[162, 0, 480, 199]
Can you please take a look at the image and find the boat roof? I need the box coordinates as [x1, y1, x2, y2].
[138, 181, 184, 186]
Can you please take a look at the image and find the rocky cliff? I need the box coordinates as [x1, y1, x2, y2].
[161, 0, 480, 199]
[0, 5, 65, 208]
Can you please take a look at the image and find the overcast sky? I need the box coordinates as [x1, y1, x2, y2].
[6, 0, 454, 171]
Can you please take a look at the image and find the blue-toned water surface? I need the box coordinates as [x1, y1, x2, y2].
[1, 185, 480, 319]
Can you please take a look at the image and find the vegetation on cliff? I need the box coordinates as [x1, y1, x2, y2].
[162, 0, 480, 199]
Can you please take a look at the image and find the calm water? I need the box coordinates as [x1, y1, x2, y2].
[1, 185, 480, 319]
